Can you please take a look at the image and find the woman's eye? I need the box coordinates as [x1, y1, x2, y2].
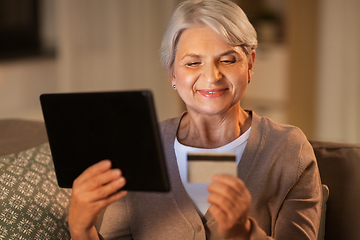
[186, 62, 201, 67]
[220, 58, 236, 64]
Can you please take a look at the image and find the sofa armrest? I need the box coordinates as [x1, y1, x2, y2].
[0, 119, 48, 156]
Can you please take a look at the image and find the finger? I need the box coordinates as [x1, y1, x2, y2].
[208, 175, 250, 204]
[208, 190, 236, 210]
[69, 178, 127, 223]
[208, 182, 251, 209]
[88, 175, 127, 202]
[208, 176, 251, 214]
[86, 181, 128, 213]
[208, 192, 249, 222]
[74, 160, 112, 185]
[84, 168, 124, 191]
[207, 181, 240, 204]
[102, 189, 128, 207]
[208, 192, 250, 233]
[72, 168, 125, 203]
[211, 174, 246, 195]
[92, 189, 128, 212]
[209, 203, 251, 239]
[208, 203, 227, 223]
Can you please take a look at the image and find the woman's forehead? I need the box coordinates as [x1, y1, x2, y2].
[176, 27, 245, 58]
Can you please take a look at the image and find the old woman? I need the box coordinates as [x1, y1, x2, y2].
[68, 1, 322, 239]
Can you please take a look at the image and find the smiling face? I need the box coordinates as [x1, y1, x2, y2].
[172, 27, 255, 117]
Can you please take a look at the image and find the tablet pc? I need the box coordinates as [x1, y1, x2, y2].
[40, 90, 170, 192]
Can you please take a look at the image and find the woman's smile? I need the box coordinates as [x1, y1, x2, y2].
[197, 88, 229, 98]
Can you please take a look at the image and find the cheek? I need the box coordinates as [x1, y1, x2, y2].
[226, 69, 247, 86]
[174, 68, 198, 87]
[226, 69, 249, 98]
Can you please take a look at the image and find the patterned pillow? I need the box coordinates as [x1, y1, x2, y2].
[0, 143, 72, 240]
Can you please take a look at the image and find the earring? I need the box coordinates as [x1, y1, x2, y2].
[173, 85, 176, 89]
[248, 79, 250, 83]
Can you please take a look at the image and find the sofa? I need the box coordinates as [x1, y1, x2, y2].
[0, 119, 359, 239]
[0, 119, 72, 239]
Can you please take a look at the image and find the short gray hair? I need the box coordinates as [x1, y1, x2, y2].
[160, 0, 258, 75]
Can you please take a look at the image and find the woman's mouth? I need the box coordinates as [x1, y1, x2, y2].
[197, 88, 228, 98]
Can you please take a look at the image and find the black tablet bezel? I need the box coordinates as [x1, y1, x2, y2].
[40, 90, 170, 192]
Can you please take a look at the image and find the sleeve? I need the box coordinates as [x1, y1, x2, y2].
[249, 140, 323, 240]
[96, 197, 133, 240]
[272, 140, 322, 239]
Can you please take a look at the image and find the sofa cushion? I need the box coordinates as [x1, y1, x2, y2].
[0, 143, 71, 239]
[311, 141, 360, 240]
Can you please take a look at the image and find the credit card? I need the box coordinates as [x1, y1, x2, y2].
[187, 152, 236, 183]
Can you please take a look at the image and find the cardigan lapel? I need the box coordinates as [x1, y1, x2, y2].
[237, 111, 264, 182]
[160, 114, 206, 227]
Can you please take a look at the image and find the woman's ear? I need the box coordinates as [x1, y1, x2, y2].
[248, 50, 256, 81]
[171, 75, 176, 90]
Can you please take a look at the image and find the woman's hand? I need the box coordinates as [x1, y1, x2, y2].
[207, 174, 252, 240]
[68, 160, 128, 240]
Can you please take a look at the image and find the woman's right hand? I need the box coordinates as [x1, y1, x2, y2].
[68, 160, 128, 240]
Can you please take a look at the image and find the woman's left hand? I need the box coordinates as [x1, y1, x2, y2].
[207, 174, 252, 240]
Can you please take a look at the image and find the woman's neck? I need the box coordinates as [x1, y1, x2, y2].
[177, 106, 251, 149]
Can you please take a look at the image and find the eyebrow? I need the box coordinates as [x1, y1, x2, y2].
[181, 53, 201, 61]
[219, 50, 239, 57]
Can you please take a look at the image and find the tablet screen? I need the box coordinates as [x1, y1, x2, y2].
[40, 90, 170, 192]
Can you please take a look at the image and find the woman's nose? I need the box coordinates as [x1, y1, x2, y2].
[202, 63, 222, 83]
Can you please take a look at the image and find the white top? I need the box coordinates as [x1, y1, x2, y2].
[174, 127, 251, 217]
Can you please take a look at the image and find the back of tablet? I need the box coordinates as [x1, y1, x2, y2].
[40, 90, 170, 192]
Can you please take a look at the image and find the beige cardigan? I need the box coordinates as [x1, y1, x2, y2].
[98, 111, 322, 239]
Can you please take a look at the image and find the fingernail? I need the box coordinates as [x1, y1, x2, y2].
[118, 177, 126, 185]
[112, 169, 121, 177]
[102, 160, 111, 167]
